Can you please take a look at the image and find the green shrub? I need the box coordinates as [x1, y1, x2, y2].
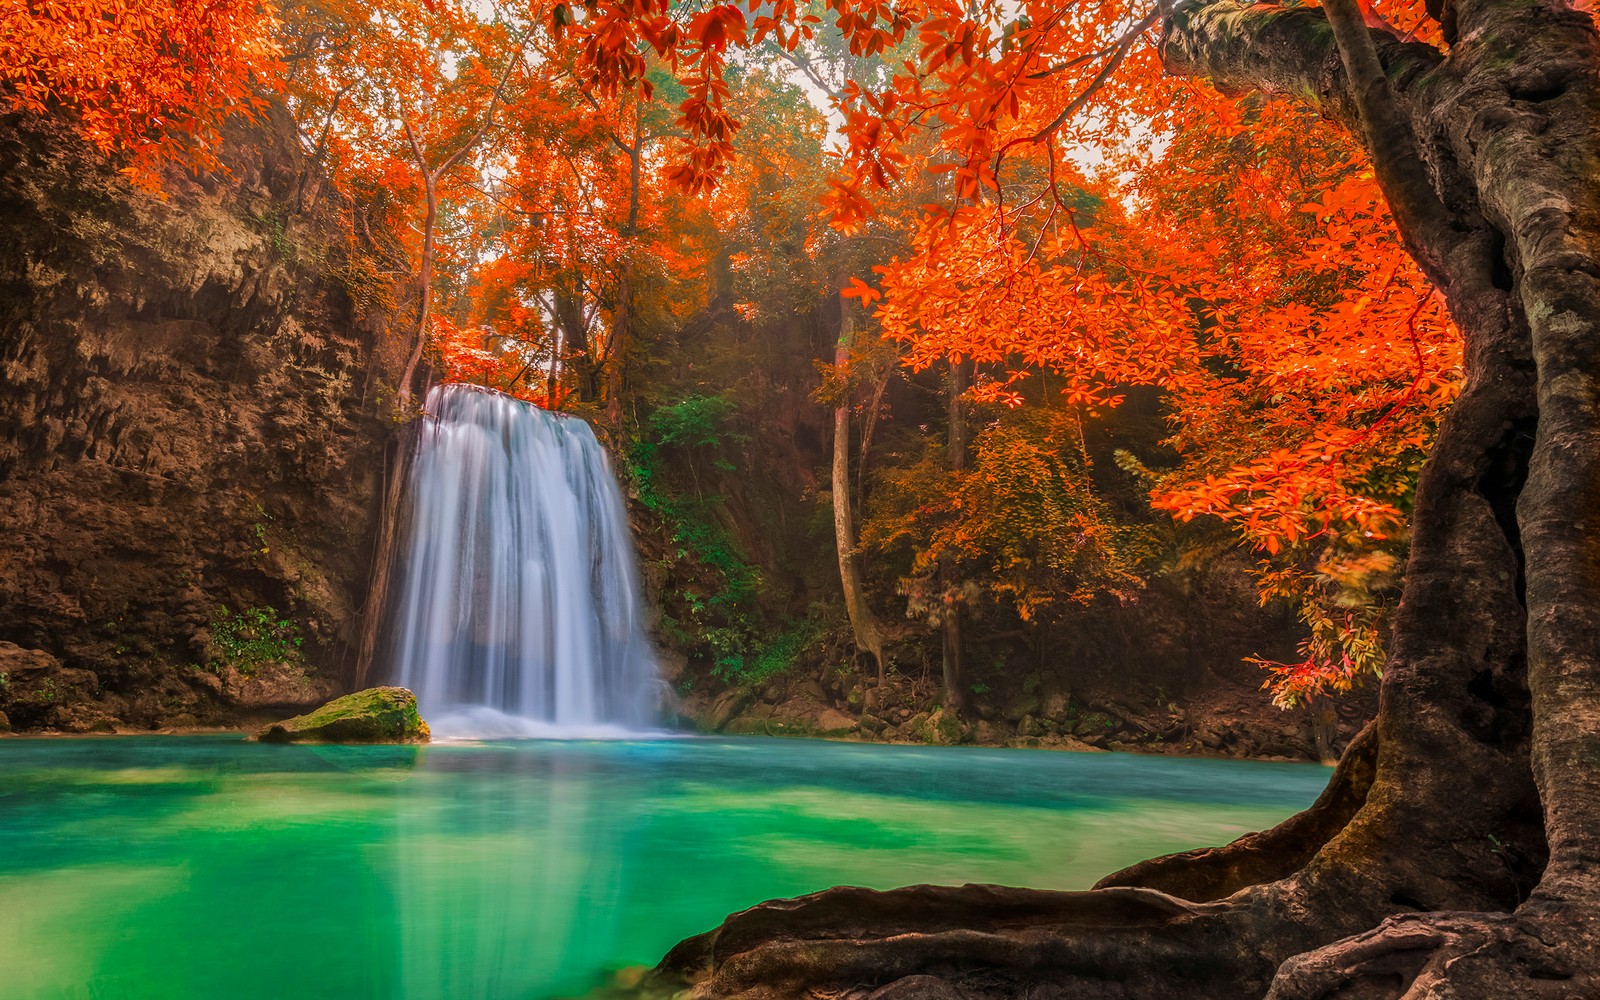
[208, 606, 303, 675]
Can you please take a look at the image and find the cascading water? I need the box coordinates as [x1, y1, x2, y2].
[389, 384, 659, 738]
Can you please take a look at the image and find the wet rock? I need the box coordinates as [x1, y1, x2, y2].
[921, 708, 966, 746]
[725, 703, 776, 734]
[706, 688, 751, 731]
[1018, 714, 1043, 738]
[212, 661, 336, 710]
[904, 711, 931, 740]
[654, 648, 688, 683]
[1057, 735, 1104, 753]
[254, 686, 430, 744]
[972, 719, 1012, 744]
[814, 708, 857, 735]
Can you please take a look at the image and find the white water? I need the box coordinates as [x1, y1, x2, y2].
[390, 384, 660, 738]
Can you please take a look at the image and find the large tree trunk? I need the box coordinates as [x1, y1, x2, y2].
[631, 3, 1600, 998]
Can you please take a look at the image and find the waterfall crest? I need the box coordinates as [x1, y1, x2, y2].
[389, 384, 659, 738]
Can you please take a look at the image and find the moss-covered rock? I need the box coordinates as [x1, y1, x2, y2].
[254, 686, 430, 744]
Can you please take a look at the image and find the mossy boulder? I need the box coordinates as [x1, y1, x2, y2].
[254, 687, 430, 744]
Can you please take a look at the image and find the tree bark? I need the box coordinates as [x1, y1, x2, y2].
[940, 357, 972, 716]
[834, 300, 887, 684]
[631, 2, 1600, 997]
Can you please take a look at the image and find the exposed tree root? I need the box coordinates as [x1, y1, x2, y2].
[640, 889, 1598, 1000]
[1267, 902, 1600, 999]
[1094, 722, 1379, 902]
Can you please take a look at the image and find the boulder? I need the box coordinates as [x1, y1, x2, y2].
[705, 688, 751, 731]
[0, 642, 116, 731]
[904, 711, 931, 740]
[254, 687, 430, 744]
[972, 720, 1011, 744]
[211, 661, 336, 710]
[921, 708, 967, 746]
[814, 707, 858, 735]
[862, 686, 881, 712]
[1041, 689, 1071, 720]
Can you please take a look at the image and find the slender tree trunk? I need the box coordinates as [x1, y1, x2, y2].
[607, 107, 644, 433]
[833, 301, 887, 684]
[940, 357, 971, 716]
[638, 3, 1600, 998]
[395, 180, 437, 414]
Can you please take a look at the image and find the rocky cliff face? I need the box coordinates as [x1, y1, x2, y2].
[0, 108, 405, 731]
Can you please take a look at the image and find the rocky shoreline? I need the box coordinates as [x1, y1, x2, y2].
[2, 636, 1370, 763]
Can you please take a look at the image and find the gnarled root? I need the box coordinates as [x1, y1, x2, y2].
[1095, 722, 1379, 902]
[1267, 900, 1600, 999]
[649, 881, 1376, 1000]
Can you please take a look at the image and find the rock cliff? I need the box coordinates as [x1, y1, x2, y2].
[0, 107, 405, 730]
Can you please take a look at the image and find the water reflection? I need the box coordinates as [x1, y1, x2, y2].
[392, 747, 638, 999]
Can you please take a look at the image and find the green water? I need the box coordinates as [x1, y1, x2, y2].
[0, 736, 1328, 1000]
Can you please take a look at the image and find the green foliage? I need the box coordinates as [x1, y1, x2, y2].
[208, 605, 303, 675]
[631, 395, 765, 675]
[715, 618, 823, 684]
[646, 395, 739, 449]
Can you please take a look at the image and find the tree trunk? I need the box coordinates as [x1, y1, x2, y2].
[834, 302, 887, 684]
[940, 357, 971, 716]
[634, 2, 1600, 997]
[394, 179, 437, 415]
[606, 122, 643, 432]
[608, 268, 629, 431]
[553, 284, 598, 402]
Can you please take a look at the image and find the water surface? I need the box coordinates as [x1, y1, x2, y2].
[0, 736, 1328, 1000]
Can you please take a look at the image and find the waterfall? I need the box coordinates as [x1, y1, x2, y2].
[389, 384, 659, 738]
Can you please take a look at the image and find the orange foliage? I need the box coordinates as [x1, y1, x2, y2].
[16, 0, 1465, 703]
[2, 0, 280, 183]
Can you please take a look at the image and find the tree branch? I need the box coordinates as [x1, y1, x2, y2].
[1320, 0, 1458, 277]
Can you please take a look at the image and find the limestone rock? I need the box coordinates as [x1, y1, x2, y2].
[214, 661, 337, 709]
[0, 642, 118, 731]
[973, 720, 1012, 744]
[254, 686, 430, 744]
[706, 688, 751, 731]
[0, 107, 398, 732]
[814, 707, 857, 735]
[928, 708, 967, 745]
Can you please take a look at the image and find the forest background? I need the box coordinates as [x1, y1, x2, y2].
[0, 0, 1459, 759]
